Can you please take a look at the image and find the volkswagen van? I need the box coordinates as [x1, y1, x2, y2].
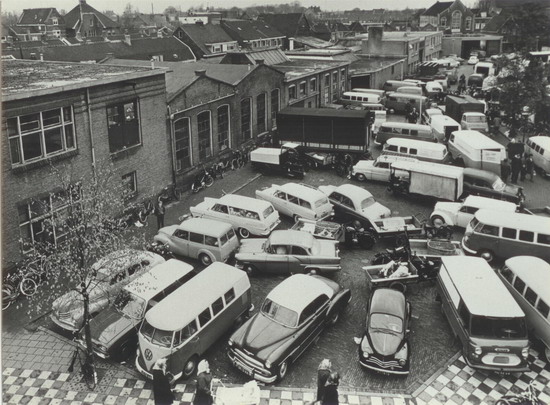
[430, 196, 517, 228]
[382, 138, 450, 163]
[341, 92, 383, 106]
[429, 115, 460, 143]
[526, 136, 550, 177]
[375, 122, 436, 145]
[190, 194, 280, 239]
[383, 80, 419, 93]
[498, 256, 550, 362]
[136, 262, 252, 380]
[396, 86, 423, 96]
[437, 256, 530, 373]
[384, 93, 428, 114]
[462, 210, 550, 263]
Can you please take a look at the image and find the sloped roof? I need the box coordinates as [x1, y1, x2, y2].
[65, 1, 120, 30]
[422, 1, 454, 16]
[294, 36, 333, 48]
[9, 26, 43, 35]
[219, 48, 289, 65]
[221, 20, 284, 41]
[349, 21, 366, 32]
[177, 23, 235, 55]
[482, 12, 513, 32]
[18, 8, 58, 25]
[134, 13, 168, 27]
[64, 37, 81, 45]
[311, 22, 331, 34]
[331, 22, 350, 32]
[259, 13, 309, 37]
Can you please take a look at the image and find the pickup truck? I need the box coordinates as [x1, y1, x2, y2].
[250, 145, 305, 178]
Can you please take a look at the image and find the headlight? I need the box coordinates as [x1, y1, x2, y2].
[398, 358, 406, 366]
[227, 339, 234, 347]
[361, 336, 373, 356]
[522, 347, 529, 359]
[96, 344, 108, 354]
[265, 360, 272, 369]
[474, 346, 482, 356]
[395, 343, 408, 362]
[234, 261, 244, 269]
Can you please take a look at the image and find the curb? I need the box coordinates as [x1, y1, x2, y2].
[229, 173, 263, 194]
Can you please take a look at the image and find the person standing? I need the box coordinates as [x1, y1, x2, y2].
[322, 372, 340, 405]
[152, 358, 174, 405]
[501, 158, 511, 183]
[511, 154, 522, 184]
[316, 359, 332, 403]
[525, 154, 535, 182]
[520, 154, 527, 181]
[193, 360, 213, 405]
[155, 198, 165, 230]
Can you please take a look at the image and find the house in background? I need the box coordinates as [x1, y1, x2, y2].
[259, 13, 314, 48]
[419, 0, 475, 33]
[221, 19, 285, 50]
[14, 8, 65, 40]
[64, 0, 121, 38]
[131, 14, 173, 37]
[1, 60, 172, 266]
[173, 22, 239, 59]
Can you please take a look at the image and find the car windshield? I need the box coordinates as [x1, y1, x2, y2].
[314, 197, 329, 208]
[466, 116, 486, 123]
[140, 319, 174, 347]
[360, 197, 376, 209]
[492, 178, 506, 191]
[262, 206, 274, 218]
[261, 298, 298, 328]
[470, 316, 527, 339]
[370, 313, 403, 334]
[114, 290, 146, 319]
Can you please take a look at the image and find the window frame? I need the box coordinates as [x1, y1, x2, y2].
[197, 110, 212, 161]
[288, 85, 297, 100]
[174, 117, 192, 172]
[122, 171, 138, 200]
[240, 98, 252, 139]
[106, 99, 141, 154]
[256, 93, 267, 134]
[217, 105, 231, 151]
[270, 88, 280, 129]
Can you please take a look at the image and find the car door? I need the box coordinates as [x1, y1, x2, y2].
[456, 205, 477, 228]
[288, 245, 310, 274]
[272, 189, 289, 216]
[265, 244, 290, 273]
[211, 203, 230, 222]
[293, 295, 330, 359]
[188, 232, 204, 260]
[169, 229, 189, 257]
[328, 192, 346, 217]
[372, 161, 391, 182]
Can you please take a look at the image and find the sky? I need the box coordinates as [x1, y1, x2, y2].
[2, 0, 476, 15]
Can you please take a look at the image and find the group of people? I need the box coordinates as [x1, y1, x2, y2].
[404, 101, 419, 124]
[501, 153, 535, 184]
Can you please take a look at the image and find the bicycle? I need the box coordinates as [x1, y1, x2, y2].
[2, 257, 48, 310]
[495, 380, 542, 405]
[68, 343, 97, 390]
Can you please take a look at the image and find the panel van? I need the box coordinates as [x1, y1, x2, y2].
[340, 92, 383, 106]
[385, 93, 428, 114]
[382, 138, 450, 163]
[421, 108, 444, 125]
[474, 61, 496, 77]
[154, 217, 239, 266]
[526, 136, 550, 177]
[437, 256, 530, 373]
[429, 115, 460, 143]
[395, 86, 423, 96]
[461, 112, 488, 132]
[352, 89, 386, 98]
[190, 194, 280, 239]
[462, 210, 550, 263]
[375, 122, 435, 145]
[383, 80, 418, 93]
[136, 262, 252, 380]
[498, 256, 550, 362]
[447, 130, 505, 175]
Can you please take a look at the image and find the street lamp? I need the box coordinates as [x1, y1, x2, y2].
[521, 105, 531, 142]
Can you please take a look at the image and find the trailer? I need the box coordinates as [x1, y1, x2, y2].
[445, 95, 485, 124]
[275, 107, 370, 154]
[291, 218, 344, 241]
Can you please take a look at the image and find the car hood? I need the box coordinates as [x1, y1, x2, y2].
[368, 330, 403, 356]
[155, 225, 178, 238]
[52, 290, 84, 313]
[233, 313, 294, 361]
[503, 184, 521, 196]
[318, 185, 336, 196]
[434, 202, 461, 213]
[361, 203, 391, 219]
[236, 239, 267, 255]
[88, 307, 137, 345]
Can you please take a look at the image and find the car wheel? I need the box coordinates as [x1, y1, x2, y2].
[244, 264, 257, 276]
[199, 253, 212, 266]
[328, 309, 341, 325]
[277, 361, 289, 381]
[238, 228, 250, 239]
[479, 249, 494, 263]
[183, 355, 199, 379]
[545, 346, 550, 363]
[431, 215, 446, 228]
[356, 173, 366, 182]
[293, 214, 302, 223]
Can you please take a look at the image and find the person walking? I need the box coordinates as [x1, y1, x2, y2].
[501, 158, 511, 183]
[193, 360, 213, 405]
[155, 198, 165, 230]
[316, 359, 332, 403]
[510, 154, 522, 184]
[152, 358, 174, 405]
[520, 154, 527, 181]
[322, 372, 340, 405]
[525, 154, 535, 182]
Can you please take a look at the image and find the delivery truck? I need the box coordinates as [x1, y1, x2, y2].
[250, 145, 306, 178]
[445, 95, 485, 124]
[275, 107, 370, 153]
[388, 161, 464, 201]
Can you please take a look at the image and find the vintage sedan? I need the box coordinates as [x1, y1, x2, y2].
[462, 168, 525, 205]
[318, 184, 391, 224]
[228, 273, 351, 383]
[50, 250, 164, 332]
[352, 156, 418, 183]
[234, 230, 340, 276]
[255, 183, 333, 222]
[359, 288, 411, 375]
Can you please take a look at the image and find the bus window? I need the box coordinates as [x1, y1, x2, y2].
[199, 308, 212, 327]
[524, 288, 538, 306]
[519, 231, 534, 242]
[537, 300, 549, 317]
[212, 297, 224, 316]
[513, 277, 526, 294]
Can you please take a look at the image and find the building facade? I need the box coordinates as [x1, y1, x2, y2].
[15, 8, 65, 40]
[1, 60, 172, 265]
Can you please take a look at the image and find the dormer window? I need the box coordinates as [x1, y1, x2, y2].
[52, 17, 58, 25]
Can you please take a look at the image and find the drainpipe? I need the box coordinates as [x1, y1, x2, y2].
[86, 88, 96, 176]
[167, 105, 178, 187]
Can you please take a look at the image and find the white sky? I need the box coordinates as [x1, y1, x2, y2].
[2, 0, 477, 15]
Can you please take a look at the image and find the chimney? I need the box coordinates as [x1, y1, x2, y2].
[288, 37, 295, 51]
[151, 59, 155, 69]
[365, 26, 383, 54]
[124, 34, 131, 46]
[195, 69, 207, 76]
[79, 0, 86, 4]
[39, 53, 44, 61]
[255, 59, 265, 65]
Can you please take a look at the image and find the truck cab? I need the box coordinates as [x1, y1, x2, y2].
[461, 112, 488, 132]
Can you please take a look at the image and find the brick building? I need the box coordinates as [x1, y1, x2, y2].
[1, 60, 172, 265]
[64, 0, 121, 38]
[14, 8, 65, 40]
[173, 23, 239, 59]
[420, 0, 475, 33]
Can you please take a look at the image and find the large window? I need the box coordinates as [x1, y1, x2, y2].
[299, 82, 306, 97]
[451, 11, 462, 30]
[240, 98, 252, 139]
[256, 93, 266, 134]
[440, 17, 447, 27]
[340, 69, 346, 92]
[174, 118, 191, 171]
[217, 105, 230, 150]
[310, 78, 317, 93]
[465, 17, 472, 31]
[332, 71, 338, 102]
[7, 107, 76, 166]
[324, 74, 330, 104]
[107, 100, 140, 153]
[289, 85, 297, 100]
[270, 89, 280, 129]
[18, 185, 81, 253]
[197, 111, 212, 161]
[122, 171, 137, 199]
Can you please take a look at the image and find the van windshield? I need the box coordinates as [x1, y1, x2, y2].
[492, 178, 506, 191]
[262, 206, 275, 219]
[261, 298, 298, 328]
[314, 197, 329, 208]
[115, 290, 146, 319]
[466, 116, 486, 123]
[360, 197, 376, 209]
[470, 316, 527, 339]
[141, 319, 174, 347]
